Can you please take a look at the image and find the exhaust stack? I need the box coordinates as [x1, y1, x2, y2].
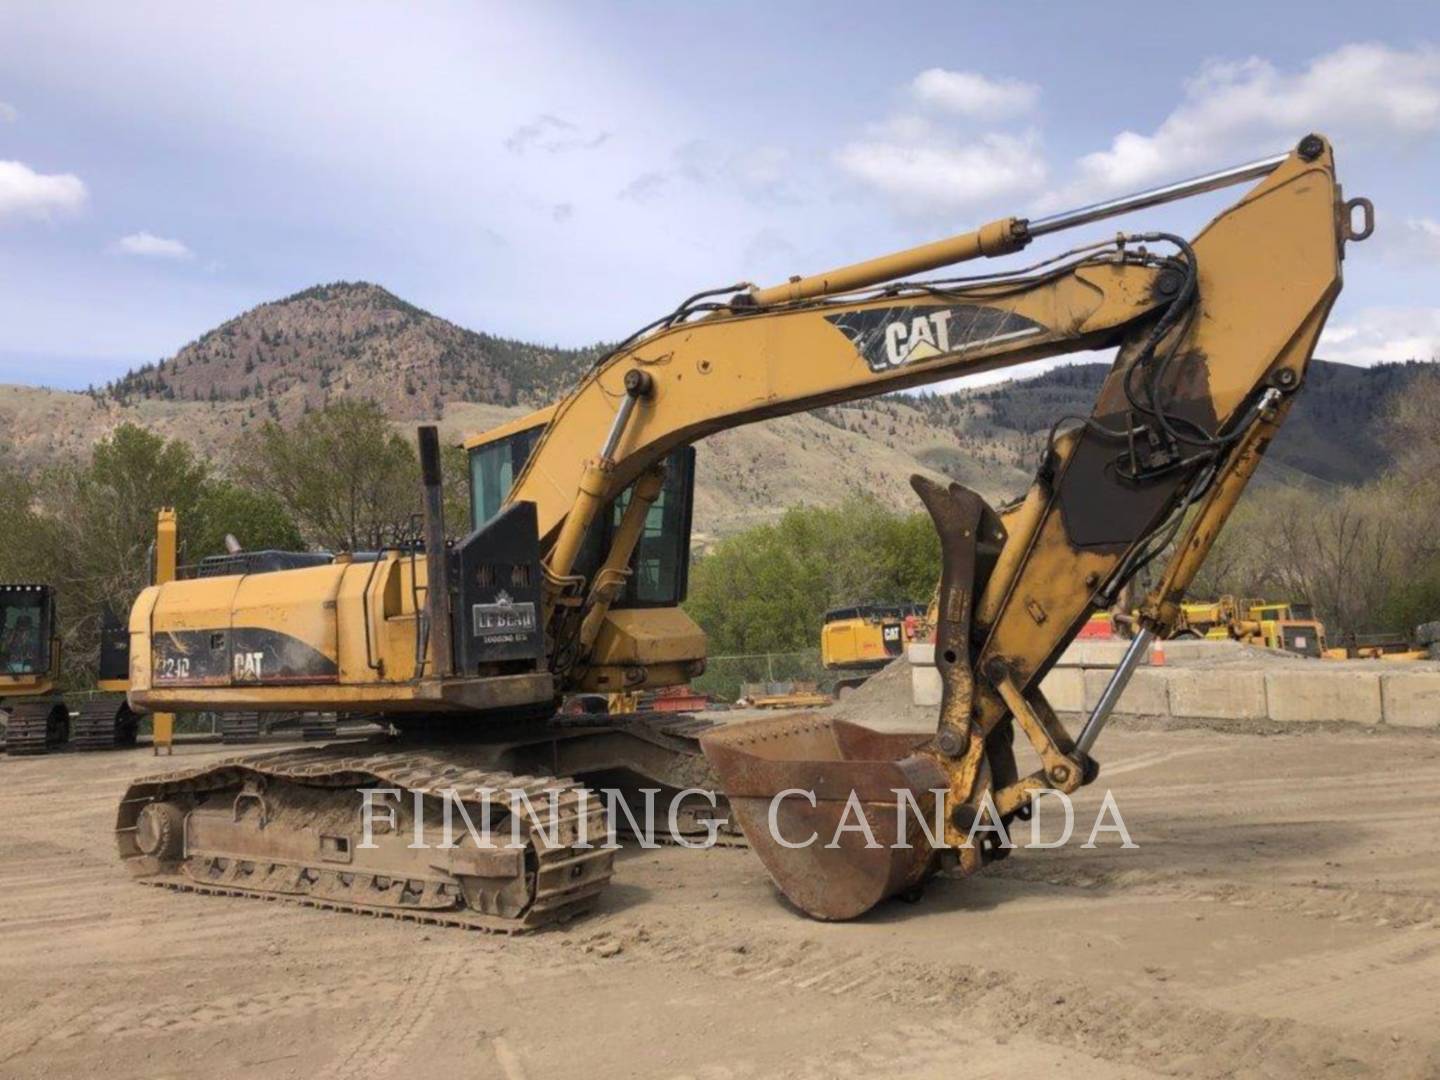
[418, 425, 453, 679]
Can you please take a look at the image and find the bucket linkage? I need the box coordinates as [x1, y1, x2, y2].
[701, 476, 1094, 920]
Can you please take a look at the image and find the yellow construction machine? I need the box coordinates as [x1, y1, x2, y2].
[0, 584, 70, 753]
[1215, 598, 1326, 656]
[1, 509, 178, 754]
[822, 602, 927, 694]
[116, 135, 1369, 925]
[0, 588, 144, 754]
[1114, 595, 1327, 656]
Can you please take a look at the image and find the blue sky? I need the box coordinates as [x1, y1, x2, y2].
[1, 1, 1437, 390]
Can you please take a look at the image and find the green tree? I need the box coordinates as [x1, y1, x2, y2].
[0, 425, 306, 686]
[685, 496, 939, 656]
[234, 400, 421, 551]
[442, 443, 474, 537]
[1186, 369, 1440, 640]
[40, 425, 211, 661]
[189, 482, 306, 559]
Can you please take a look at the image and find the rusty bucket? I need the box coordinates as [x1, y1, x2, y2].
[699, 714, 950, 920]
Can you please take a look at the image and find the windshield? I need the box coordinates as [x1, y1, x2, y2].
[0, 589, 49, 675]
[469, 431, 695, 607]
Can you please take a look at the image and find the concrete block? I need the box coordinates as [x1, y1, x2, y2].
[907, 643, 936, 666]
[1040, 667, 1085, 713]
[911, 664, 943, 707]
[1381, 672, 1440, 729]
[1166, 668, 1268, 720]
[1058, 640, 1132, 668]
[1055, 643, 1085, 668]
[1157, 639, 1248, 664]
[1082, 667, 1170, 716]
[1265, 669, 1382, 725]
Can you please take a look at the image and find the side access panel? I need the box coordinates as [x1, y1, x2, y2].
[228, 563, 346, 685]
[150, 576, 243, 687]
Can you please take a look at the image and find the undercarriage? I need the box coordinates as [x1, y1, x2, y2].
[116, 712, 739, 932]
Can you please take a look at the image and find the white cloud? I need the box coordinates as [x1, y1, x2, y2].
[1392, 217, 1440, 262]
[617, 170, 668, 203]
[673, 140, 793, 202]
[0, 103, 17, 123]
[723, 145, 791, 199]
[0, 160, 87, 222]
[114, 231, 194, 259]
[504, 113, 610, 154]
[1320, 307, 1440, 365]
[837, 67, 1045, 215]
[836, 126, 1046, 214]
[741, 226, 797, 269]
[1045, 44, 1440, 206]
[910, 69, 1039, 120]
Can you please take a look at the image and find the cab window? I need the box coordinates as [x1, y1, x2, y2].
[0, 587, 51, 675]
[468, 429, 694, 607]
[604, 450, 695, 607]
[470, 425, 544, 529]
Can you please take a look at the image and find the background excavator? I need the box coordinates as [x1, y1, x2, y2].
[0, 584, 70, 754]
[1108, 595, 1328, 656]
[115, 134, 1369, 927]
[0, 510, 177, 754]
[821, 602, 929, 696]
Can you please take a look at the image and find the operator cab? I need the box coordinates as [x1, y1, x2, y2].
[0, 584, 56, 677]
[466, 415, 695, 609]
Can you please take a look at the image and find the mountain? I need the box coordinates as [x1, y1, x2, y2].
[100, 282, 601, 419]
[2, 281, 1432, 537]
[943, 359, 1431, 487]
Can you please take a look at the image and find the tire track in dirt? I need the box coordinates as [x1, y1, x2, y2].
[1218, 933, 1440, 1033]
[610, 920, 1440, 1078]
[41, 984, 360, 1043]
[990, 862, 1440, 931]
[0, 989, 94, 1069]
[319, 949, 471, 1080]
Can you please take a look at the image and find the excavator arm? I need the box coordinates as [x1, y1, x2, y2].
[521, 133, 1367, 917]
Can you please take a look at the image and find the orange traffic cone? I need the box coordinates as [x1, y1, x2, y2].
[1151, 637, 1167, 666]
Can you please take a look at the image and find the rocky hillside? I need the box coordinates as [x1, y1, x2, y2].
[99, 282, 601, 420]
[4, 281, 1433, 537]
[948, 359, 1432, 487]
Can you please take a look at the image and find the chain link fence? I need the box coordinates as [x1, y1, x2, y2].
[694, 649, 835, 704]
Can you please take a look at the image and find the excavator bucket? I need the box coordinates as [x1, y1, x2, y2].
[700, 477, 1005, 920]
[699, 715, 948, 920]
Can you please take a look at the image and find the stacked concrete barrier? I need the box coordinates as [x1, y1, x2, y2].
[1419, 622, 1440, 661]
[906, 639, 1440, 729]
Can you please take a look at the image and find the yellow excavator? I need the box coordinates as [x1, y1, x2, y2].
[0, 590, 144, 754]
[822, 602, 927, 694]
[116, 134, 1369, 926]
[0, 584, 69, 754]
[1, 509, 176, 754]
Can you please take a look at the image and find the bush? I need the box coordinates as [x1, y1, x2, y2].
[685, 495, 938, 656]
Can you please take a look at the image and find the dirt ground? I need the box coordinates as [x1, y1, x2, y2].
[5, 721, 1440, 1080]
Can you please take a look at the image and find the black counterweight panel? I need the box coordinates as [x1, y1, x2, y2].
[450, 500, 545, 672]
